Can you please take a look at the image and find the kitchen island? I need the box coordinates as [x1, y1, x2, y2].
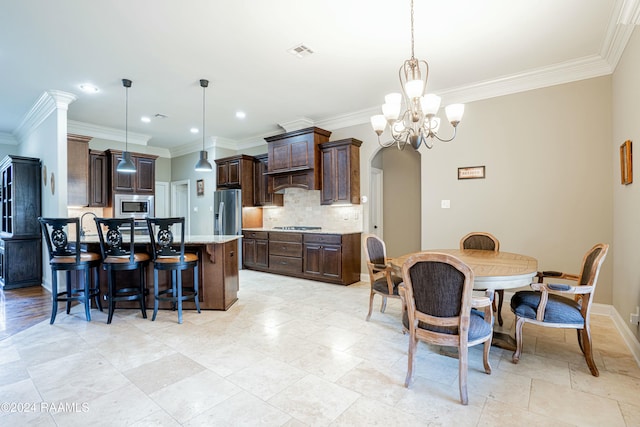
[81, 234, 239, 310]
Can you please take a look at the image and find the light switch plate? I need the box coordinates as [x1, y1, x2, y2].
[441, 200, 450, 209]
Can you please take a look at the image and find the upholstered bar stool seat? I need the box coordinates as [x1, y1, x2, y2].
[39, 217, 102, 324]
[95, 217, 150, 324]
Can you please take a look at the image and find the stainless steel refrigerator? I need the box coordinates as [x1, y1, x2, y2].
[213, 189, 242, 235]
[213, 189, 243, 268]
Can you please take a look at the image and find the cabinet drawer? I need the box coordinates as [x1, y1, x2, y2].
[269, 255, 302, 274]
[303, 233, 342, 245]
[243, 230, 268, 240]
[269, 241, 302, 257]
[268, 232, 302, 243]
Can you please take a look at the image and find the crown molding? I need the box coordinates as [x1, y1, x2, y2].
[0, 132, 18, 146]
[67, 120, 151, 146]
[278, 117, 315, 132]
[14, 90, 77, 142]
[169, 135, 238, 158]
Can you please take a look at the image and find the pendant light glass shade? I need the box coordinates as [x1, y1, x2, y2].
[194, 79, 213, 172]
[116, 78, 137, 174]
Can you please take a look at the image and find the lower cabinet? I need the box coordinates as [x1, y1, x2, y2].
[0, 238, 42, 289]
[242, 230, 361, 285]
[303, 234, 342, 281]
[243, 230, 269, 269]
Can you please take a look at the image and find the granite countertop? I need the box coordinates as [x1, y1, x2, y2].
[81, 234, 241, 245]
[243, 228, 362, 235]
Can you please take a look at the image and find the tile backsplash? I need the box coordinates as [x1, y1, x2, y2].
[262, 188, 363, 232]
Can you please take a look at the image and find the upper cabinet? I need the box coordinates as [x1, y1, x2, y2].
[215, 154, 255, 207]
[320, 138, 362, 205]
[88, 150, 108, 207]
[265, 127, 331, 193]
[0, 155, 41, 238]
[67, 134, 91, 206]
[107, 150, 157, 195]
[253, 154, 283, 207]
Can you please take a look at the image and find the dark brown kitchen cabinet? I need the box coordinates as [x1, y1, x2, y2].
[303, 234, 342, 280]
[253, 154, 283, 207]
[320, 138, 361, 205]
[67, 134, 91, 206]
[242, 229, 361, 285]
[89, 150, 108, 207]
[268, 232, 303, 275]
[265, 127, 331, 192]
[242, 230, 269, 269]
[215, 154, 255, 207]
[107, 150, 157, 194]
[0, 155, 42, 289]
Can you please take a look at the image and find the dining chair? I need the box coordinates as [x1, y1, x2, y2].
[510, 243, 609, 376]
[39, 217, 102, 324]
[400, 251, 493, 405]
[460, 232, 504, 326]
[146, 217, 200, 324]
[362, 234, 404, 321]
[94, 217, 150, 324]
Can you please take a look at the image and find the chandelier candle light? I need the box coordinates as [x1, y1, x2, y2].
[116, 78, 137, 173]
[194, 79, 213, 172]
[370, 0, 465, 150]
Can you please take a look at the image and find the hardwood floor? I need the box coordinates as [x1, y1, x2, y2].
[0, 285, 54, 341]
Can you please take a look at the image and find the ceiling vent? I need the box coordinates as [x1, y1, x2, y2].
[287, 44, 314, 58]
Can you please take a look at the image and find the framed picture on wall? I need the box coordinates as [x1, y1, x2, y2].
[196, 179, 205, 196]
[620, 140, 632, 185]
[458, 166, 485, 180]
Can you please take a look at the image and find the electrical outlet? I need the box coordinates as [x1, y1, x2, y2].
[441, 200, 450, 209]
[630, 306, 640, 325]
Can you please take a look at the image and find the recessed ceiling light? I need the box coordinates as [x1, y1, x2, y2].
[140, 116, 151, 123]
[190, 127, 199, 134]
[79, 83, 99, 93]
[235, 111, 246, 119]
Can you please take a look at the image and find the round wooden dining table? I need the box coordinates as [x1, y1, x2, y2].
[391, 248, 538, 292]
[391, 249, 538, 350]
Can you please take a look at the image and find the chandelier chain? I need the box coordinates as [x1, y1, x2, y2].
[410, 0, 415, 59]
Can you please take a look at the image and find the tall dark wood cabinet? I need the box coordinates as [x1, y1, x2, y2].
[253, 154, 283, 207]
[89, 150, 108, 207]
[320, 138, 361, 205]
[0, 155, 42, 289]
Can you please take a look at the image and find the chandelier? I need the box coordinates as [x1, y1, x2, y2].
[370, 0, 465, 150]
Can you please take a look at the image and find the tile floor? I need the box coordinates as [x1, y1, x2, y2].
[1, 270, 640, 426]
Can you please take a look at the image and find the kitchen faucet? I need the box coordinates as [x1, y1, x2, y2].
[79, 211, 98, 237]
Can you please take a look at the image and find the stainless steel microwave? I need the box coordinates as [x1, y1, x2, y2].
[114, 194, 154, 219]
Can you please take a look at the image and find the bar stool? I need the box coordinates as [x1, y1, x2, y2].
[39, 217, 102, 324]
[146, 217, 200, 324]
[94, 217, 150, 324]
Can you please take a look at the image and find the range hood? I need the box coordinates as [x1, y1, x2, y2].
[265, 127, 331, 193]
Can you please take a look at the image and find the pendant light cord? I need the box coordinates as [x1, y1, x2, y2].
[202, 83, 206, 150]
[125, 85, 129, 151]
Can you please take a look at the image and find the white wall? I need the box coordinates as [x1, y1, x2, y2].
[613, 26, 640, 341]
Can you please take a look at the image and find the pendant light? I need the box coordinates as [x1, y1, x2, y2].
[116, 78, 137, 173]
[194, 79, 213, 172]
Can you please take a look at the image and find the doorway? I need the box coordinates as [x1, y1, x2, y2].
[370, 147, 421, 257]
[170, 180, 190, 235]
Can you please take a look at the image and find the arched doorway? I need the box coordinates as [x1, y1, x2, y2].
[370, 146, 421, 258]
